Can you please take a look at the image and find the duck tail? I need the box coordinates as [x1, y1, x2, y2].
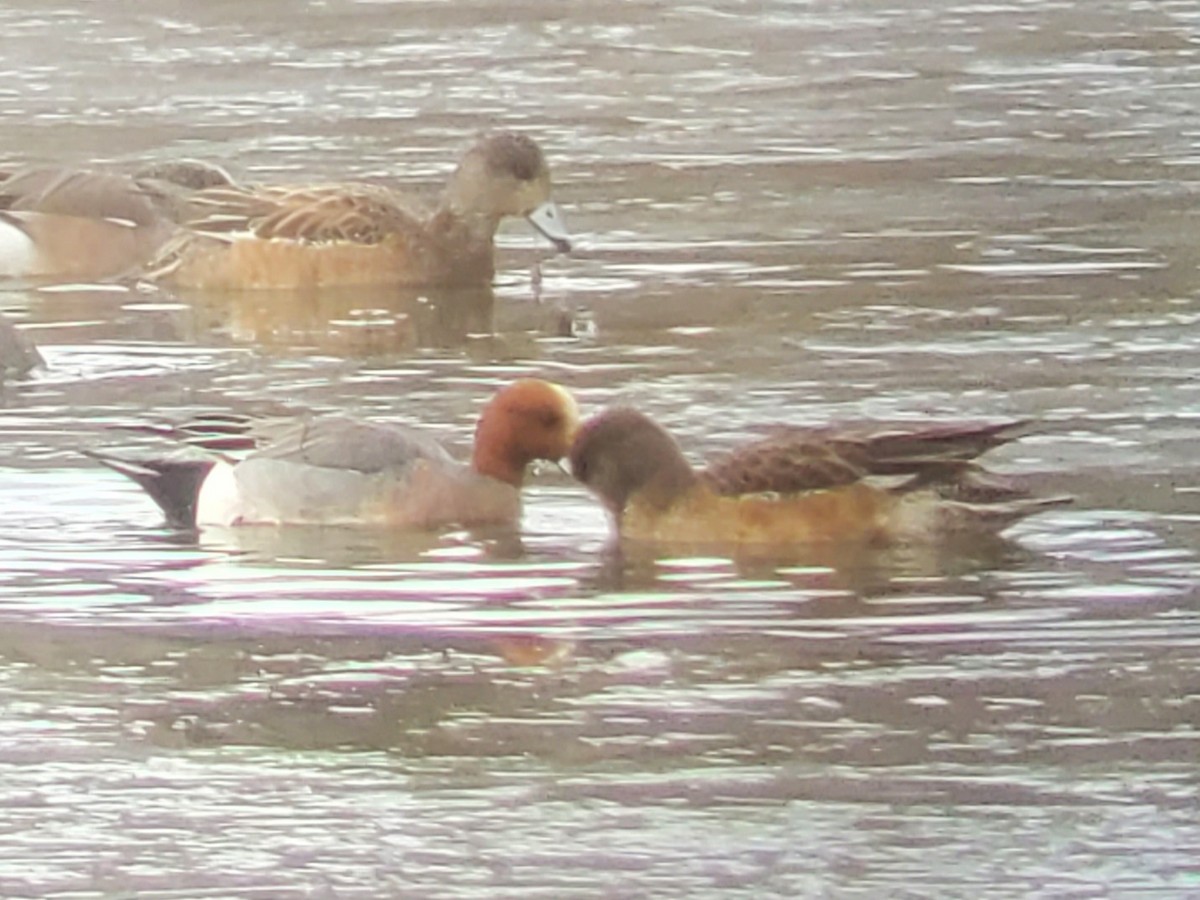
[113, 411, 260, 453]
[942, 494, 1073, 531]
[892, 464, 1071, 533]
[82, 449, 216, 529]
[833, 419, 1032, 475]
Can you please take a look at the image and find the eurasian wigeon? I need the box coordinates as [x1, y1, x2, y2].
[147, 131, 571, 290]
[568, 408, 1069, 546]
[86, 379, 579, 530]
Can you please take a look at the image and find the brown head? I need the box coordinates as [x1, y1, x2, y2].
[443, 132, 571, 251]
[471, 379, 580, 486]
[568, 408, 699, 518]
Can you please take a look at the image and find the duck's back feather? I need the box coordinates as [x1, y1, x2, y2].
[702, 420, 1032, 496]
[0, 167, 164, 225]
[246, 415, 453, 474]
[182, 182, 425, 244]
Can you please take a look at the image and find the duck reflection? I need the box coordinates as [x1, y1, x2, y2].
[12, 279, 581, 359]
[0, 621, 579, 754]
[181, 283, 496, 355]
[588, 528, 1038, 599]
[192, 519, 528, 568]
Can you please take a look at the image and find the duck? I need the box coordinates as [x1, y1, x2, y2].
[568, 407, 1070, 547]
[0, 313, 42, 378]
[147, 131, 572, 291]
[85, 379, 580, 530]
[0, 160, 236, 282]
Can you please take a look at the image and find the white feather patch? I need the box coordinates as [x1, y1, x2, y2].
[0, 218, 38, 276]
[195, 460, 241, 526]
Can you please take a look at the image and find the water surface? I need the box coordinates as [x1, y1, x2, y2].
[0, 1, 1198, 896]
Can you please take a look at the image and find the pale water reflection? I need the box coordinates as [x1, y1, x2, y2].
[1, 0, 1199, 897]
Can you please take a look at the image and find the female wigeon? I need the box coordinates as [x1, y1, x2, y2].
[0, 161, 235, 282]
[148, 131, 571, 290]
[86, 379, 579, 530]
[568, 408, 1069, 546]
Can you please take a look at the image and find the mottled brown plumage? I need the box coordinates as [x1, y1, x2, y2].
[701, 420, 1028, 496]
[179, 183, 417, 244]
[569, 408, 1068, 546]
[148, 131, 571, 290]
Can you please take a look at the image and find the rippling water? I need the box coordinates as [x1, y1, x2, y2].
[1, 1, 1198, 896]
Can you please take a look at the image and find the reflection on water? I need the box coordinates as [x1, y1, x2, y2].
[0, 0, 1198, 896]
[182, 284, 499, 354]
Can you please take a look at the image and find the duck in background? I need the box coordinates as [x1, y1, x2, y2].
[148, 131, 571, 290]
[0, 312, 42, 379]
[568, 407, 1070, 549]
[85, 379, 580, 531]
[0, 160, 234, 282]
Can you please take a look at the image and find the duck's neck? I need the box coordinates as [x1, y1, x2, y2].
[605, 447, 699, 519]
[637, 455, 699, 513]
[438, 180, 503, 237]
[471, 409, 525, 488]
[431, 202, 500, 235]
[427, 206, 499, 284]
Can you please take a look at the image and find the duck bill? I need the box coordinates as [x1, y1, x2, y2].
[526, 201, 572, 253]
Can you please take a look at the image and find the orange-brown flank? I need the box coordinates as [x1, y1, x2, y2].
[569, 407, 1069, 547]
[622, 481, 894, 545]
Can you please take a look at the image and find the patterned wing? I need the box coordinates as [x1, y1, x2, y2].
[701, 432, 866, 496]
[805, 420, 1027, 476]
[182, 183, 423, 244]
[702, 420, 1032, 497]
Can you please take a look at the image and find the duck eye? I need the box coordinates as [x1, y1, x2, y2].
[538, 410, 561, 428]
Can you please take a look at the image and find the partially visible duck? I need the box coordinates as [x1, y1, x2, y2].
[86, 379, 579, 530]
[0, 160, 235, 282]
[0, 313, 42, 378]
[568, 408, 1069, 546]
[149, 131, 572, 290]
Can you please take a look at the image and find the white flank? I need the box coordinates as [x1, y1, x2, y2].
[0, 217, 39, 276]
[195, 460, 241, 526]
